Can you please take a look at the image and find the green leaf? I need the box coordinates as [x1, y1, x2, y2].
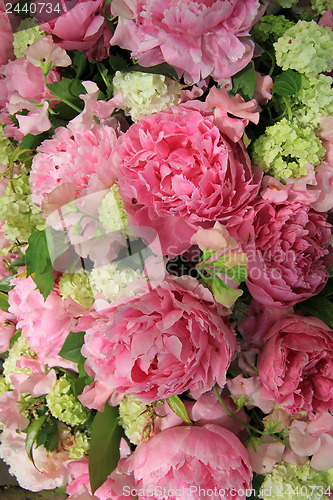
[47, 78, 86, 104]
[71, 51, 90, 80]
[42, 418, 59, 452]
[18, 131, 50, 151]
[103, 0, 115, 32]
[272, 69, 302, 96]
[109, 54, 128, 73]
[248, 474, 265, 499]
[33, 272, 55, 301]
[9, 329, 21, 349]
[167, 395, 192, 425]
[0, 291, 9, 312]
[211, 276, 243, 308]
[26, 230, 53, 276]
[25, 415, 47, 468]
[230, 62, 256, 101]
[89, 404, 124, 494]
[59, 331, 85, 364]
[127, 63, 179, 81]
[299, 297, 333, 328]
[225, 266, 248, 284]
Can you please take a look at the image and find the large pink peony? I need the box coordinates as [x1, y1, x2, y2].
[257, 315, 333, 417]
[80, 275, 236, 404]
[121, 424, 253, 500]
[246, 200, 332, 308]
[110, 0, 260, 84]
[117, 102, 261, 256]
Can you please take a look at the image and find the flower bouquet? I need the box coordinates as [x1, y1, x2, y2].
[0, 0, 333, 499]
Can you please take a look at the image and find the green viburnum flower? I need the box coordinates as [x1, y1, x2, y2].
[274, 20, 333, 76]
[59, 269, 94, 309]
[251, 15, 295, 48]
[118, 395, 149, 445]
[259, 461, 333, 500]
[0, 168, 45, 243]
[89, 263, 141, 302]
[294, 74, 333, 126]
[311, 0, 333, 15]
[46, 376, 88, 426]
[99, 184, 130, 235]
[0, 375, 10, 395]
[0, 125, 14, 166]
[69, 431, 90, 459]
[251, 118, 325, 180]
[113, 71, 182, 122]
[3, 336, 32, 387]
[13, 18, 46, 59]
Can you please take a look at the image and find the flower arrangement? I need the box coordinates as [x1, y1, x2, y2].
[0, 0, 333, 499]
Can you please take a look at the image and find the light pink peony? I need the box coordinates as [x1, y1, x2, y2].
[110, 0, 260, 84]
[257, 315, 333, 417]
[246, 199, 331, 307]
[121, 424, 252, 500]
[117, 101, 261, 256]
[8, 275, 75, 369]
[38, 0, 113, 61]
[80, 275, 236, 405]
[30, 123, 119, 206]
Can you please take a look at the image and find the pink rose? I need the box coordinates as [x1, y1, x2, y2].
[257, 315, 333, 416]
[110, 0, 260, 84]
[246, 199, 331, 307]
[117, 102, 261, 256]
[80, 276, 236, 405]
[121, 425, 252, 500]
[38, 0, 113, 61]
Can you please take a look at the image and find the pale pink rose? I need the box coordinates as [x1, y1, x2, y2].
[121, 424, 252, 500]
[206, 86, 260, 143]
[80, 275, 236, 405]
[110, 0, 260, 84]
[227, 375, 275, 414]
[30, 123, 119, 206]
[246, 199, 331, 307]
[25, 36, 72, 68]
[257, 315, 333, 416]
[38, 0, 112, 61]
[0, 427, 70, 491]
[0, 389, 29, 431]
[0, 310, 17, 353]
[8, 275, 75, 369]
[117, 101, 261, 256]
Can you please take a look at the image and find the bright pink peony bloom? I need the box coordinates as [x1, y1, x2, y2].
[8, 275, 75, 369]
[246, 200, 331, 307]
[110, 0, 260, 84]
[30, 123, 119, 206]
[80, 276, 236, 405]
[38, 0, 113, 61]
[257, 315, 333, 417]
[121, 424, 252, 500]
[117, 102, 261, 256]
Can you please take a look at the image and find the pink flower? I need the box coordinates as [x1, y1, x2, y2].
[117, 102, 261, 256]
[25, 36, 72, 68]
[319, 8, 333, 30]
[0, 310, 17, 353]
[246, 199, 331, 307]
[110, 0, 260, 84]
[0, 1, 17, 66]
[121, 424, 252, 500]
[310, 162, 333, 212]
[227, 375, 275, 414]
[257, 315, 333, 417]
[0, 390, 29, 432]
[253, 69, 273, 105]
[30, 123, 119, 206]
[8, 275, 75, 369]
[39, 0, 113, 61]
[80, 275, 236, 405]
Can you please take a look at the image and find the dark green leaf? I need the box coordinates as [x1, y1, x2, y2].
[103, 0, 115, 32]
[18, 132, 50, 151]
[127, 63, 179, 81]
[9, 329, 21, 349]
[25, 415, 47, 468]
[42, 418, 59, 452]
[89, 404, 123, 494]
[33, 272, 55, 301]
[109, 54, 128, 73]
[47, 78, 86, 103]
[26, 230, 53, 276]
[59, 331, 85, 364]
[167, 395, 192, 425]
[230, 62, 256, 101]
[248, 474, 265, 499]
[6, 256, 26, 270]
[299, 297, 333, 328]
[272, 69, 302, 96]
[71, 51, 90, 79]
[55, 487, 67, 496]
[0, 291, 9, 312]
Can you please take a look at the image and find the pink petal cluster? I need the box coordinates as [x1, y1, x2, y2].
[80, 276, 236, 405]
[39, 0, 113, 61]
[246, 199, 331, 307]
[0, 0, 17, 66]
[30, 123, 119, 206]
[0, 309, 17, 353]
[257, 315, 333, 416]
[117, 102, 261, 256]
[121, 425, 252, 500]
[110, 0, 260, 84]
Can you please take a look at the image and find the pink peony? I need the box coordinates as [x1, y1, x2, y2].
[30, 123, 119, 206]
[110, 0, 260, 84]
[246, 199, 331, 307]
[257, 315, 333, 417]
[117, 101, 261, 256]
[80, 275, 236, 405]
[121, 424, 252, 500]
[38, 0, 113, 61]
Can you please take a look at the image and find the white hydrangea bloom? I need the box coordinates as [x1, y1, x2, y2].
[118, 395, 149, 444]
[69, 431, 90, 459]
[0, 124, 14, 166]
[59, 269, 94, 309]
[113, 71, 182, 122]
[90, 262, 141, 301]
[46, 376, 88, 426]
[13, 18, 46, 59]
[3, 336, 32, 387]
[294, 74, 333, 127]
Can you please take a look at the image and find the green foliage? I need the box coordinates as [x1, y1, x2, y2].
[0, 291, 9, 312]
[167, 395, 192, 425]
[24, 414, 47, 468]
[26, 230, 55, 300]
[89, 404, 124, 493]
[35, 417, 59, 452]
[272, 70, 302, 96]
[59, 331, 86, 364]
[230, 62, 256, 101]
[299, 297, 333, 328]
